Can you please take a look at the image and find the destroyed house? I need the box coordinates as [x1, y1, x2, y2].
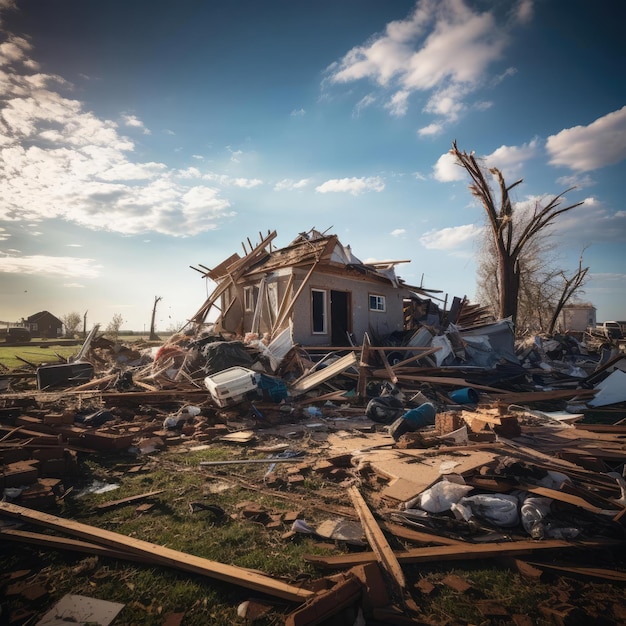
[191, 229, 433, 346]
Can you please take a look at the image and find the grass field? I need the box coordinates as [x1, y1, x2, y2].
[0, 343, 81, 370]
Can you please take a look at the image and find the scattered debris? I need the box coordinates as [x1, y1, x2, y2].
[1, 229, 626, 624]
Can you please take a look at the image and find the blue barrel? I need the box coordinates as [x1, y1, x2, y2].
[448, 387, 479, 404]
[389, 403, 436, 440]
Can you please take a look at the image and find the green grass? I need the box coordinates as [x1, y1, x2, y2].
[3, 434, 626, 624]
[0, 344, 81, 370]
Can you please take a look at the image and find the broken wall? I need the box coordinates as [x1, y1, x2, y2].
[290, 270, 407, 346]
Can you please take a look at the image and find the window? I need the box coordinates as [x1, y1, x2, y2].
[311, 289, 327, 333]
[369, 294, 386, 312]
[243, 286, 255, 312]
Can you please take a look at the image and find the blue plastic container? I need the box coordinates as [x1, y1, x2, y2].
[448, 387, 479, 404]
[389, 402, 436, 440]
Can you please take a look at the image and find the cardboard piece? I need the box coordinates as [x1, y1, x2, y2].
[36, 594, 124, 626]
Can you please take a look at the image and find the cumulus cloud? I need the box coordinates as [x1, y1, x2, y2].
[0, 30, 235, 236]
[418, 122, 443, 137]
[419, 223, 482, 249]
[434, 139, 539, 183]
[391, 228, 406, 236]
[122, 114, 150, 134]
[0, 253, 102, 278]
[432, 151, 465, 182]
[274, 178, 312, 191]
[483, 138, 539, 178]
[325, 0, 530, 129]
[290, 108, 306, 117]
[315, 176, 385, 195]
[202, 172, 262, 188]
[546, 106, 626, 172]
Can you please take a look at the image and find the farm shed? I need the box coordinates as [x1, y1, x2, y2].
[190, 229, 440, 346]
[26, 310, 63, 339]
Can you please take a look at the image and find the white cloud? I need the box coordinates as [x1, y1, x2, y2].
[354, 94, 377, 117]
[290, 108, 306, 117]
[0, 32, 236, 236]
[122, 114, 150, 135]
[432, 151, 465, 182]
[384, 90, 410, 116]
[483, 138, 539, 178]
[325, 0, 530, 127]
[202, 172, 263, 188]
[0, 227, 9, 241]
[391, 228, 406, 236]
[419, 223, 482, 249]
[63, 282, 85, 288]
[546, 106, 626, 172]
[274, 178, 312, 191]
[315, 176, 385, 195]
[418, 122, 443, 137]
[556, 173, 595, 189]
[0, 253, 102, 278]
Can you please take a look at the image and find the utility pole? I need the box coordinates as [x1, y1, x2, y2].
[83, 310, 88, 339]
[149, 297, 162, 341]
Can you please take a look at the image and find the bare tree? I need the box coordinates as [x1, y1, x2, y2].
[61, 312, 81, 337]
[105, 313, 124, 340]
[451, 141, 583, 327]
[547, 252, 589, 335]
[149, 296, 162, 341]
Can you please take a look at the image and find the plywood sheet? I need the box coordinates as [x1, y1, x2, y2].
[373, 449, 499, 502]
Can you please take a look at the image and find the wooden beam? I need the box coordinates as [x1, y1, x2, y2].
[0, 501, 313, 603]
[347, 486, 406, 591]
[270, 261, 320, 340]
[290, 351, 358, 394]
[304, 539, 619, 569]
[373, 348, 397, 385]
[0, 529, 153, 564]
[94, 490, 165, 512]
[356, 332, 371, 399]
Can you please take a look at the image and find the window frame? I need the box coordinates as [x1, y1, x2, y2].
[369, 294, 386, 312]
[311, 288, 328, 334]
[243, 286, 255, 312]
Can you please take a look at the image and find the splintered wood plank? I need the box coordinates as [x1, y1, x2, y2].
[347, 486, 406, 592]
[94, 490, 164, 512]
[290, 351, 358, 393]
[519, 485, 622, 515]
[0, 502, 313, 603]
[0, 529, 153, 564]
[304, 539, 619, 569]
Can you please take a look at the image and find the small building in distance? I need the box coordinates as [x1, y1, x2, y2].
[559, 302, 596, 333]
[26, 311, 63, 339]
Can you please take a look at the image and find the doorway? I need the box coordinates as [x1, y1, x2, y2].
[330, 290, 351, 345]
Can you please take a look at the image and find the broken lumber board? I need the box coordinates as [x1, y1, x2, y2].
[0, 501, 313, 602]
[375, 349, 398, 384]
[303, 539, 620, 569]
[494, 389, 597, 404]
[347, 485, 406, 592]
[390, 374, 506, 394]
[285, 574, 362, 626]
[379, 522, 466, 546]
[574, 423, 626, 434]
[0, 529, 154, 564]
[290, 352, 358, 394]
[518, 485, 622, 515]
[94, 490, 165, 512]
[524, 561, 626, 583]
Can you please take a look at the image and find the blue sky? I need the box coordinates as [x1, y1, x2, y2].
[0, 0, 625, 332]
